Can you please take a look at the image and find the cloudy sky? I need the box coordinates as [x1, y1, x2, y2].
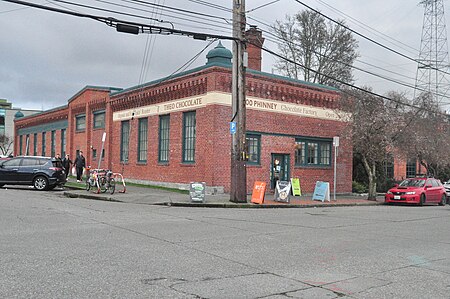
[0, 0, 427, 110]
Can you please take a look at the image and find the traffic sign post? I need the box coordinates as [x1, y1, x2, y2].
[333, 136, 339, 201]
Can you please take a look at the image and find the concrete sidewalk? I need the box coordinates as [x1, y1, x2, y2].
[63, 181, 384, 208]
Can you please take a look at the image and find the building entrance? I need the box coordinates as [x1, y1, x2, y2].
[270, 154, 290, 189]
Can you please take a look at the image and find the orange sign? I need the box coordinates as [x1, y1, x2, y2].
[251, 181, 267, 204]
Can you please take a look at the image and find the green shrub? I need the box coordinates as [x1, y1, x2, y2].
[352, 181, 367, 193]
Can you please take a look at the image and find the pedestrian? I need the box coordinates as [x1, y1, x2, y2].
[55, 153, 62, 163]
[62, 154, 73, 180]
[74, 151, 86, 183]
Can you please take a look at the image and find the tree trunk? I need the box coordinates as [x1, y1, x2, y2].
[362, 156, 378, 201]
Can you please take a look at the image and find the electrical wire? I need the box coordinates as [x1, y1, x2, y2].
[291, 0, 450, 78]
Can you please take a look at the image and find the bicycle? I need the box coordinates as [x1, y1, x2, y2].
[86, 168, 115, 194]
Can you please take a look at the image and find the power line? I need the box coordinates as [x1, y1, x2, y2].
[2, 0, 237, 41]
[292, 0, 450, 78]
[257, 42, 450, 114]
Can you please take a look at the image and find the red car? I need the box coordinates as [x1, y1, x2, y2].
[385, 177, 447, 206]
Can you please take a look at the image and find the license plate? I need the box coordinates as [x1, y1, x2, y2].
[394, 195, 400, 200]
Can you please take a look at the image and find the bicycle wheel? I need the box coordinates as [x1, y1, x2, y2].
[99, 177, 107, 193]
[109, 178, 116, 195]
[86, 180, 91, 191]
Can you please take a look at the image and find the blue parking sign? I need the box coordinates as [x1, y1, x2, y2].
[230, 122, 236, 134]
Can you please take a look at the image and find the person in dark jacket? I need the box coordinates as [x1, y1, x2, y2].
[74, 151, 86, 182]
[62, 154, 73, 180]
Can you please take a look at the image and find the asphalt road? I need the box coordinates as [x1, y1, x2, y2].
[1, 187, 450, 298]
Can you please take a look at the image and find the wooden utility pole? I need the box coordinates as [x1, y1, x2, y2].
[230, 0, 247, 203]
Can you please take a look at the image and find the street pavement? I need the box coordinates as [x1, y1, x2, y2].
[63, 180, 384, 208]
[1, 187, 450, 298]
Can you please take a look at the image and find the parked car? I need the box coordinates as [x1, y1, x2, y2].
[0, 156, 66, 191]
[443, 181, 450, 204]
[385, 177, 447, 206]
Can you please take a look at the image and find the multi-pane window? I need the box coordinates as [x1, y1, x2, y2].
[137, 118, 148, 162]
[76, 114, 86, 131]
[246, 134, 260, 164]
[120, 121, 130, 162]
[0, 109, 5, 136]
[158, 115, 170, 163]
[25, 134, 30, 155]
[93, 110, 105, 129]
[406, 159, 416, 178]
[33, 133, 37, 156]
[320, 143, 331, 165]
[41, 132, 46, 156]
[19, 135, 23, 156]
[384, 154, 394, 178]
[295, 139, 332, 166]
[61, 129, 66, 157]
[51, 130, 56, 157]
[182, 111, 196, 163]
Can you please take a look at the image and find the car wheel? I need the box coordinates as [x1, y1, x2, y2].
[419, 194, 426, 206]
[33, 176, 48, 191]
[439, 194, 446, 206]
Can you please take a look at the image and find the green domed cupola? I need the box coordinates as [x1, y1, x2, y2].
[14, 110, 24, 119]
[206, 41, 232, 66]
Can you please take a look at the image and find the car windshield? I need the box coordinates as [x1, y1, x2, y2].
[399, 179, 425, 187]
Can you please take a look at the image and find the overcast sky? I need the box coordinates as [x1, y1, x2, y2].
[0, 0, 427, 111]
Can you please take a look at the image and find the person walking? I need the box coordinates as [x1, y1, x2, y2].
[74, 151, 86, 182]
[62, 154, 73, 180]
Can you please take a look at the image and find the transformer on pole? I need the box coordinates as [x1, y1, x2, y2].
[415, 0, 450, 106]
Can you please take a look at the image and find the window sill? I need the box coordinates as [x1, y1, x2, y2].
[180, 162, 195, 167]
[137, 161, 147, 165]
[158, 162, 169, 166]
[294, 165, 332, 169]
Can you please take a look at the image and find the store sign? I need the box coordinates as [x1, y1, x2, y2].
[189, 182, 206, 202]
[274, 180, 291, 203]
[113, 92, 349, 122]
[251, 181, 266, 204]
[312, 181, 330, 202]
[291, 178, 302, 196]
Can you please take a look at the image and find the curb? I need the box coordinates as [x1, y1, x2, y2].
[63, 191, 384, 208]
[154, 201, 383, 208]
[63, 191, 123, 203]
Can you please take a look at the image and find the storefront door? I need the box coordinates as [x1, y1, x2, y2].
[271, 154, 290, 189]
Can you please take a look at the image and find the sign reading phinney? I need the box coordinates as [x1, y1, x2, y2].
[113, 92, 348, 122]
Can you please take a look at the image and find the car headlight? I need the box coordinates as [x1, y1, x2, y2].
[387, 191, 393, 195]
[405, 191, 416, 195]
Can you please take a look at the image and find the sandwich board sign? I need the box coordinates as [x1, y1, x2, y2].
[274, 180, 291, 203]
[291, 178, 302, 196]
[312, 181, 330, 202]
[251, 181, 267, 204]
[190, 182, 206, 202]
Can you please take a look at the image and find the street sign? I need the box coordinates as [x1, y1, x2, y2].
[230, 122, 237, 134]
[333, 136, 340, 147]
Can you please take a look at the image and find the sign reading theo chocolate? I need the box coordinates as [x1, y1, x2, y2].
[113, 92, 346, 122]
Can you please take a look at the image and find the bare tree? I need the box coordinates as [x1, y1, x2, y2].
[0, 134, 13, 156]
[272, 10, 359, 88]
[398, 92, 450, 177]
[341, 88, 408, 200]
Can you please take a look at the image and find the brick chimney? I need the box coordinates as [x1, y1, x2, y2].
[245, 26, 265, 71]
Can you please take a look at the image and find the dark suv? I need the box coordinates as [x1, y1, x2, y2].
[0, 156, 66, 191]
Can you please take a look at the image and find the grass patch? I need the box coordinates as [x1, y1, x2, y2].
[65, 176, 189, 194]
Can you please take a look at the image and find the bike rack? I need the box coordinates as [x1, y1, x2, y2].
[112, 172, 126, 193]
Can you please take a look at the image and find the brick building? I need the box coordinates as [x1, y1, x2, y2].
[14, 31, 353, 194]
